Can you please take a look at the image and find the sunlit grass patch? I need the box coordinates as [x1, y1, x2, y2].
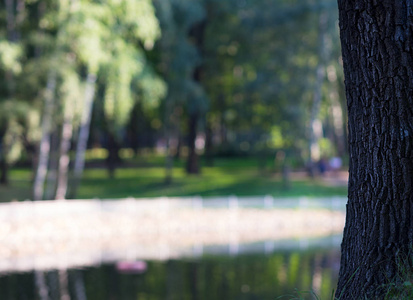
[3, 156, 348, 201]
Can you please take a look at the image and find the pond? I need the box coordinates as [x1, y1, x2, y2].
[0, 235, 341, 300]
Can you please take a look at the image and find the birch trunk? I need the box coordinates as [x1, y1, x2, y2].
[69, 73, 96, 198]
[33, 72, 56, 200]
[55, 100, 75, 200]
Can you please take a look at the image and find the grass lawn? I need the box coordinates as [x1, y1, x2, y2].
[0, 155, 348, 202]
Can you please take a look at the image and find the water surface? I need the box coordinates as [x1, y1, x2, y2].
[0, 237, 341, 300]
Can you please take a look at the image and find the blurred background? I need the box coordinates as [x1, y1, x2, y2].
[0, 0, 348, 299]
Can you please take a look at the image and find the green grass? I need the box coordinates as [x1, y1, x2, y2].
[0, 168, 32, 201]
[0, 155, 347, 201]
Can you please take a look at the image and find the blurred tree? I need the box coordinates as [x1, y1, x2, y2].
[68, 0, 117, 197]
[154, 0, 208, 180]
[32, 0, 86, 200]
[202, 0, 336, 167]
[98, 0, 165, 179]
[3, 0, 164, 199]
[0, 0, 25, 185]
[0, 0, 349, 200]
[67, 0, 164, 194]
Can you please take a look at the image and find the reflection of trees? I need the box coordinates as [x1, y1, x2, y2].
[71, 270, 86, 300]
[0, 249, 341, 299]
[35, 271, 49, 300]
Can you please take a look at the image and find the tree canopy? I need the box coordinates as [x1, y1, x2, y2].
[0, 0, 345, 197]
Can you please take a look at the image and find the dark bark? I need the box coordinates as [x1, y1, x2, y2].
[44, 130, 59, 200]
[106, 132, 121, 179]
[174, 134, 182, 160]
[205, 123, 213, 166]
[185, 19, 207, 175]
[336, 1, 413, 298]
[0, 156, 8, 185]
[0, 126, 7, 185]
[163, 101, 175, 184]
[1, 0, 19, 186]
[186, 112, 200, 174]
[5, 0, 16, 42]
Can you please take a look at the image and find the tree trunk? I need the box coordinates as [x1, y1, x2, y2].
[1, 0, 18, 186]
[328, 88, 346, 158]
[69, 72, 96, 198]
[163, 99, 175, 184]
[336, 1, 413, 298]
[308, 10, 328, 176]
[186, 18, 206, 175]
[205, 123, 213, 166]
[165, 135, 173, 184]
[0, 155, 8, 185]
[33, 71, 56, 200]
[174, 133, 182, 160]
[5, 0, 16, 42]
[44, 130, 59, 200]
[55, 100, 75, 200]
[186, 112, 200, 174]
[106, 132, 121, 179]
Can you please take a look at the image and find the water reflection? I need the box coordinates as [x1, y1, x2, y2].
[0, 238, 340, 300]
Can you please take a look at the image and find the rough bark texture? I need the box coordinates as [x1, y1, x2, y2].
[336, 1, 413, 298]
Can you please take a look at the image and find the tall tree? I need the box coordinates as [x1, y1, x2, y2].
[68, 0, 112, 198]
[336, 1, 413, 298]
[308, 10, 328, 175]
[154, 0, 207, 178]
[32, 0, 82, 200]
[69, 0, 164, 195]
[98, 0, 164, 179]
[0, 0, 25, 185]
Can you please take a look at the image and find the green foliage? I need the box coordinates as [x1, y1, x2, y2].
[93, 0, 164, 136]
[154, 0, 208, 115]
[0, 101, 32, 164]
[0, 0, 346, 193]
[0, 40, 22, 74]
